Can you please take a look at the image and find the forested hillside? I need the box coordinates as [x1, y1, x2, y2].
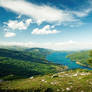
[67, 50, 92, 68]
[0, 48, 66, 78]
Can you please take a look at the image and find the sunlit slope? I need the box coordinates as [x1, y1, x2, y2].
[0, 69, 92, 92]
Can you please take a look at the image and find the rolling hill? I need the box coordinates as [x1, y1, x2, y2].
[0, 48, 66, 78]
[0, 69, 92, 92]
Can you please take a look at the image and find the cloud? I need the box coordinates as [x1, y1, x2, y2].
[4, 32, 16, 38]
[0, 0, 75, 25]
[4, 19, 32, 30]
[32, 25, 60, 35]
[0, 0, 92, 27]
[1, 41, 92, 50]
[72, 8, 92, 17]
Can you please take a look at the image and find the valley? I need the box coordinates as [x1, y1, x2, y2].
[46, 52, 92, 70]
[0, 47, 92, 92]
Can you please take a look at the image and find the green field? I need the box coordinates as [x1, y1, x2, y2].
[0, 69, 92, 92]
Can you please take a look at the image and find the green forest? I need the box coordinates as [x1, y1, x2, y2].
[0, 48, 66, 78]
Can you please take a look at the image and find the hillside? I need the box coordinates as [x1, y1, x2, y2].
[67, 50, 92, 68]
[0, 48, 92, 92]
[0, 48, 66, 78]
[0, 69, 92, 92]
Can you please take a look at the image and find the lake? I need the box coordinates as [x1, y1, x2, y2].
[46, 52, 92, 70]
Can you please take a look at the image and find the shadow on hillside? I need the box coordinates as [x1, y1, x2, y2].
[0, 63, 42, 79]
[0, 49, 46, 64]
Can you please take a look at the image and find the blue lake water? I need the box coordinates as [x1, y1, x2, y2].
[46, 52, 92, 70]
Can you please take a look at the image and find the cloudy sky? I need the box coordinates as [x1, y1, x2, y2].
[0, 0, 92, 50]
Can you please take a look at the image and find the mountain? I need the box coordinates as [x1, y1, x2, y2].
[0, 46, 27, 51]
[0, 48, 66, 78]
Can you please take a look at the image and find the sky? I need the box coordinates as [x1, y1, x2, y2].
[0, 0, 92, 50]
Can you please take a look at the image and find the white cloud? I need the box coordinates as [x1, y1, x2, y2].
[4, 19, 32, 30]
[32, 25, 60, 35]
[72, 8, 92, 17]
[0, 0, 75, 25]
[1, 41, 92, 50]
[0, 0, 92, 27]
[4, 32, 16, 38]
